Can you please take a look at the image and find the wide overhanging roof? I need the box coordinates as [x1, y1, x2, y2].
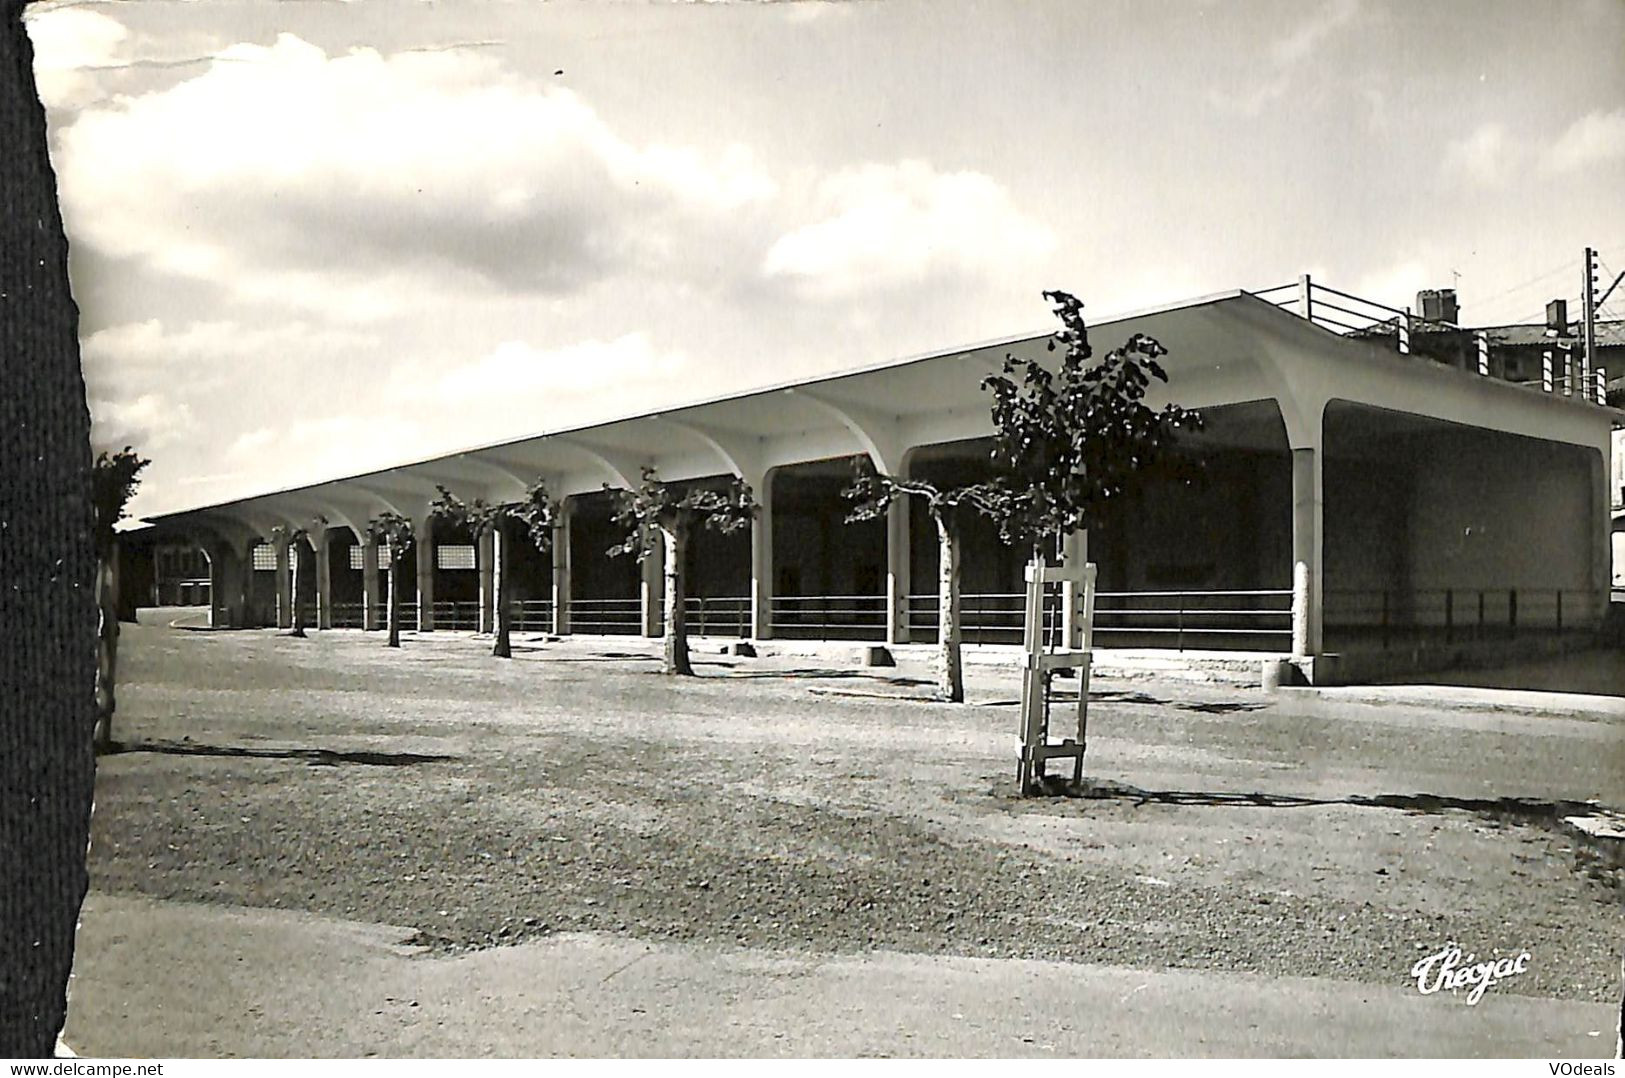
[143, 288, 1620, 542]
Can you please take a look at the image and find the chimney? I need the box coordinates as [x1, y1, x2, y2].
[1545, 298, 1569, 336]
[1416, 289, 1459, 325]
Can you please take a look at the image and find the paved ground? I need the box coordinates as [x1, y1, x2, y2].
[67, 893, 1616, 1058]
[65, 617, 1625, 1057]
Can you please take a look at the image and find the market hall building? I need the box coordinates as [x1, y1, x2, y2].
[134, 280, 1623, 686]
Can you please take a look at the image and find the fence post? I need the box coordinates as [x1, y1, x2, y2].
[1556, 590, 1562, 634]
[1445, 588, 1453, 644]
[1477, 590, 1484, 640]
[1176, 592, 1185, 652]
[1509, 589, 1518, 638]
[1381, 589, 1389, 650]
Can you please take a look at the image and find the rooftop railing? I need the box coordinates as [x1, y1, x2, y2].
[1249, 276, 1610, 401]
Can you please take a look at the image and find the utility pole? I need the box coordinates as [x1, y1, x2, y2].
[1582, 246, 1598, 401]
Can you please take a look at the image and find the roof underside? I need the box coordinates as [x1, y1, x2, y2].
[144, 289, 1619, 540]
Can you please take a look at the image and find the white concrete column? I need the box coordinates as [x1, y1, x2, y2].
[274, 534, 292, 629]
[491, 525, 508, 633]
[206, 544, 229, 628]
[1591, 450, 1611, 624]
[415, 515, 436, 631]
[477, 530, 495, 633]
[1290, 447, 1323, 658]
[885, 496, 911, 646]
[1059, 529, 1088, 649]
[750, 470, 775, 641]
[361, 536, 381, 631]
[552, 501, 572, 635]
[641, 528, 664, 637]
[314, 530, 333, 630]
[207, 539, 247, 629]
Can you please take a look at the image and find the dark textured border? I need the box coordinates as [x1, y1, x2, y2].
[0, 0, 100, 1058]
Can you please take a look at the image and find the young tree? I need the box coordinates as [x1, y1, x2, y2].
[90, 446, 150, 753]
[431, 480, 557, 659]
[365, 512, 415, 649]
[605, 468, 757, 676]
[982, 290, 1201, 791]
[273, 517, 324, 638]
[979, 290, 1202, 559]
[843, 463, 990, 703]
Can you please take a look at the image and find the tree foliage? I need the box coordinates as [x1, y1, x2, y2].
[431, 480, 558, 658]
[365, 511, 416, 649]
[978, 290, 1201, 553]
[843, 461, 986, 702]
[605, 468, 756, 559]
[365, 511, 415, 567]
[430, 479, 558, 549]
[842, 464, 994, 527]
[606, 468, 758, 676]
[90, 446, 149, 754]
[91, 446, 149, 552]
[271, 516, 325, 638]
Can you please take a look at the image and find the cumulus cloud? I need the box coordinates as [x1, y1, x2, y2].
[1547, 108, 1625, 173]
[224, 413, 430, 492]
[23, 7, 129, 109]
[416, 333, 683, 403]
[54, 34, 776, 318]
[1440, 122, 1514, 186]
[80, 318, 381, 403]
[761, 160, 1054, 301]
[89, 391, 196, 451]
[1210, 0, 1360, 115]
[394, 332, 688, 444]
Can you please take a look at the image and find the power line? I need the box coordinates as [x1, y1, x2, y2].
[1470, 261, 1578, 309]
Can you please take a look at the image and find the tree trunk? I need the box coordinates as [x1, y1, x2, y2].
[289, 540, 306, 637]
[93, 544, 120, 752]
[936, 514, 963, 703]
[386, 559, 401, 648]
[1, 8, 101, 1053]
[662, 521, 692, 675]
[492, 523, 511, 659]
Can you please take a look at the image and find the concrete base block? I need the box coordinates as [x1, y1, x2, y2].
[860, 645, 895, 667]
[722, 641, 757, 657]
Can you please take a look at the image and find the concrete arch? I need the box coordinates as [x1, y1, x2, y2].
[653, 415, 767, 486]
[785, 387, 906, 475]
[553, 435, 641, 489]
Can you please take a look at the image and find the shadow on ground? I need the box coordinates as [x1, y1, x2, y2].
[1013, 777, 1624, 882]
[977, 689, 1269, 713]
[1024, 776, 1602, 820]
[723, 667, 934, 687]
[113, 740, 455, 767]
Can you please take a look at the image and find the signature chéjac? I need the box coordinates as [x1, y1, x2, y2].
[1410, 941, 1530, 1005]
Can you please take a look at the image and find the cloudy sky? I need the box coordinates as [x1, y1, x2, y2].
[23, 0, 1625, 520]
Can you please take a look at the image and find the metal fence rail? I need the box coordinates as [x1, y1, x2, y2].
[769, 594, 887, 639]
[1324, 587, 1600, 648]
[905, 588, 1292, 650]
[681, 596, 750, 638]
[569, 597, 641, 634]
[329, 601, 365, 629]
[512, 598, 556, 632]
[431, 600, 480, 631]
